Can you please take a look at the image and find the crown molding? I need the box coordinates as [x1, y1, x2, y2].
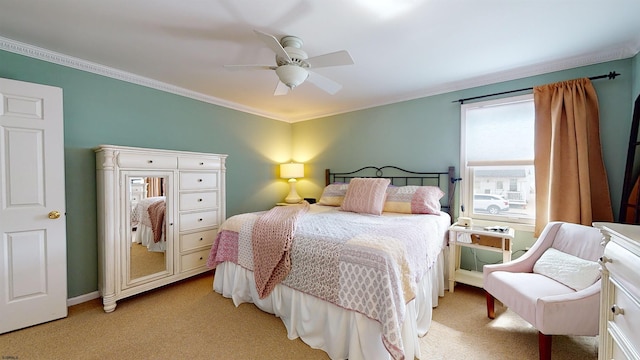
[0, 36, 292, 123]
[312, 43, 640, 122]
[430, 44, 640, 96]
[289, 43, 639, 123]
[2, 35, 638, 124]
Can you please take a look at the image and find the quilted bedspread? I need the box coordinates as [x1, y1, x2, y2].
[207, 205, 449, 360]
[131, 196, 165, 229]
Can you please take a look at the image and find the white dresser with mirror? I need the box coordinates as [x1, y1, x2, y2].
[95, 145, 227, 312]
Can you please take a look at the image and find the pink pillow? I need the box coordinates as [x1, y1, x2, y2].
[384, 186, 444, 214]
[340, 178, 390, 215]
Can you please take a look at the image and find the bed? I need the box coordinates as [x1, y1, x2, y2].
[207, 166, 455, 360]
[131, 196, 166, 252]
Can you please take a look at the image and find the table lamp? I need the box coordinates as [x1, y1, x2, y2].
[280, 162, 304, 203]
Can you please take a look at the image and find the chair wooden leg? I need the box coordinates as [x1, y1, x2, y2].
[538, 332, 552, 360]
[485, 291, 495, 319]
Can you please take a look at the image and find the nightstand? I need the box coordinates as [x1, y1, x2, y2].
[448, 223, 514, 292]
[276, 199, 315, 206]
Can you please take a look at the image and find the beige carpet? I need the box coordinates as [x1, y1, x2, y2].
[423, 284, 598, 359]
[0, 273, 598, 359]
[130, 241, 166, 279]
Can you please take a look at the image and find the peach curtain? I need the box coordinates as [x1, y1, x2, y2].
[533, 78, 613, 236]
[146, 177, 164, 198]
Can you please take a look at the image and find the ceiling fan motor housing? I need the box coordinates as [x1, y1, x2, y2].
[275, 36, 309, 89]
[276, 65, 308, 89]
[277, 48, 308, 66]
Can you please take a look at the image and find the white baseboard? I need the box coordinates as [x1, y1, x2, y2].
[67, 291, 100, 307]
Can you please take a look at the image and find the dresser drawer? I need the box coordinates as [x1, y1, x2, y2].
[180, 249, 210, 272]
[612, 336, 632, 360]
[608, 278, 640, 354]
[179, 191, 218, 211]
[180, 172, 218, 190]
[178, 156, 222, 170]
[604, 241, 640, 299]
[180, 229, 217, 252]
[117, 153, 177, 169]
[180, 210, 218, 231]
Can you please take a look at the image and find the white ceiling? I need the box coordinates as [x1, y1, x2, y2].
[1, 0, 640, 122]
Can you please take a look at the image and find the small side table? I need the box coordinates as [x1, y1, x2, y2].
[448, 223, 514, 292]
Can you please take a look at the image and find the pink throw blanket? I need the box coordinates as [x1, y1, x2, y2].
[252, 202, 310, 299]
[147, 200, 166, 243]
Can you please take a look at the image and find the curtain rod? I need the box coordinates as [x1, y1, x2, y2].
[453, 71, 620, 104]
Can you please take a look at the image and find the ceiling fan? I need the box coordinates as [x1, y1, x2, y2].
[225, 30, 355, 96]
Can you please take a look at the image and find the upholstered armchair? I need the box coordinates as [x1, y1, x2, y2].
[483, 222, 604, 360]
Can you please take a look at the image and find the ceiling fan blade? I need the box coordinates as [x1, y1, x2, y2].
[274, 81, 290, 96]
[306, 71, 342, 95]
[306, 50, 354, 68]
[224, 64, 275, 71]
[253, 29, 291, 63]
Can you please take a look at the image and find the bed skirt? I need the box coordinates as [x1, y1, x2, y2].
[213, 250, 446, 360]
[133, 224, 165, 252]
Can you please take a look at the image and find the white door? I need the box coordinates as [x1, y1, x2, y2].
[0, 77, 67, 333]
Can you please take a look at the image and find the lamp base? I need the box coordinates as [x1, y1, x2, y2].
[284, 179, 302, 204]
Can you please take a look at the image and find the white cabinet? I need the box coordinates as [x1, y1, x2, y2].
[594, 222, 640, 360]
[96, 145, 227, 312]
[448, 224, 514, 291]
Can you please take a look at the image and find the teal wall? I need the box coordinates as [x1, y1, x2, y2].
[1, 48, 637, 298]
[633, 53, 640, 101]
[293, 59, 635, 266]
[0, 50, 294, 298]
[294, 60, 633, 219]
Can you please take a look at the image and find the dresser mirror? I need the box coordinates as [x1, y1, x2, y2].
[125, 172, 172, 286]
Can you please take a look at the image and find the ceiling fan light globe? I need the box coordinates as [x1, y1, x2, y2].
[276, 65, 308, 89]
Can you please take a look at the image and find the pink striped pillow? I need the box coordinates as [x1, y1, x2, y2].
[318, 183, 348, 206]
[384, 186, 444, 214]
[340, 178, 390, 215]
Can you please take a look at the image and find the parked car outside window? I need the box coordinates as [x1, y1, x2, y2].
[474, 194, 510, 215]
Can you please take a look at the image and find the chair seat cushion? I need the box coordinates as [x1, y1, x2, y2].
[533, 248, 601, 290]
[484, 271, 574, 325]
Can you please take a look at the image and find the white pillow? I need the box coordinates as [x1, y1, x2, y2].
[533, 248, 601, 291]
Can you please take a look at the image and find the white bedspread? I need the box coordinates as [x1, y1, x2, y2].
[131, 196, 166, 252]
[208, 205, 450, 359]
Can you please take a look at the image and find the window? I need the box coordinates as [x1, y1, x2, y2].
[460, 94, 535, 226]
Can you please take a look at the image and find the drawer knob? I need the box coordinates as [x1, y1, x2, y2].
[198, 179, 203, 182]
[199, 162, 204, 165]
[198, 198, 203, 202]
[199, 238, 203, 241]
[198, 218, 203, 222]
[148, 160, 153, 163]
[199, 257, 203, 260]
[611, 305, 624, 316]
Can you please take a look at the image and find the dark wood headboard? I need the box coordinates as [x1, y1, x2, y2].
[325, 166, 457, 220]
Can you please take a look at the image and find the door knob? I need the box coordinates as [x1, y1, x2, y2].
[48, 210, 61, 219]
